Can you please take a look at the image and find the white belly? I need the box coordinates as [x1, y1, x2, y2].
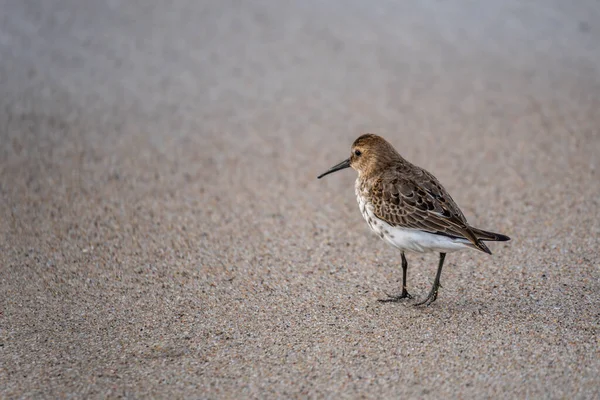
[355, 188, 470, 254]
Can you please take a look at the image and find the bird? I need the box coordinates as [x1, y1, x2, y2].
[317, 134, 510, 306]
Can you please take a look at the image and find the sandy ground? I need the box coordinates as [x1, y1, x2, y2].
[1, 0, 599, 398]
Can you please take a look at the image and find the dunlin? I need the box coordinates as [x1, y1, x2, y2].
[318, 134, 510, 306]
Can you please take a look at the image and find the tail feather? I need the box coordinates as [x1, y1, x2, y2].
[459, 227, 493, 255]
[435, 226, 509, 255]
[470, 240, 492, 255]
[471, 227, 510, 242]
[464, 227, 510, 255]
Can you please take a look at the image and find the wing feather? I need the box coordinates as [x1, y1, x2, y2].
[369, 167, 490, 253]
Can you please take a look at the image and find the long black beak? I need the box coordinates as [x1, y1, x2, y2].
[317, 158, 351, 179]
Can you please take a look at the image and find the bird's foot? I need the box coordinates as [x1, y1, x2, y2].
[414, 286, 439, 307]
[378, 289, 413, 303]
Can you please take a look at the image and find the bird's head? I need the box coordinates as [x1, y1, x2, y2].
[317, 134, 401, 179]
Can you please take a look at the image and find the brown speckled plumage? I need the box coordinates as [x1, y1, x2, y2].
[351, 134, 509, 254]
[318, 133, 510, 305]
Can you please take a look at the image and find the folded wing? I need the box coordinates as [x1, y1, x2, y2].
[369, 168, 492, 254]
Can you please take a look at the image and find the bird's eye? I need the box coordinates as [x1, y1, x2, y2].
[354, 150, 362, 156]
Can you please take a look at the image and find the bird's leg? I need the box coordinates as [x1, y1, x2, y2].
[399, 252, 412, 298]
[415, 252, 446, 306]
[379, 252, 413, 302]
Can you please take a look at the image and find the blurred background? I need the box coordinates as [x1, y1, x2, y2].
[1, 0, 599, 398]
